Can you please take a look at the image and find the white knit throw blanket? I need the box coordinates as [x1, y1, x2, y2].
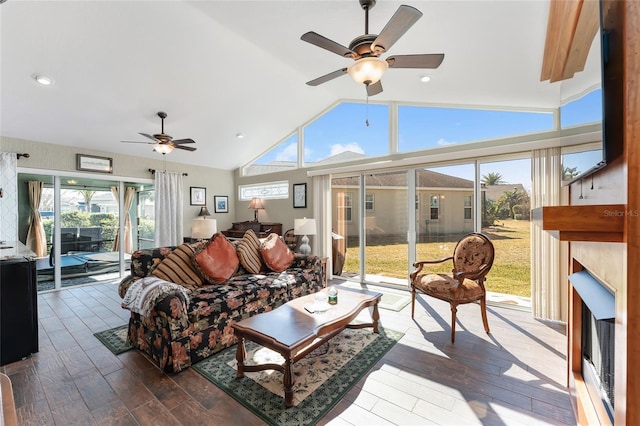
[121, 276, 189, 317]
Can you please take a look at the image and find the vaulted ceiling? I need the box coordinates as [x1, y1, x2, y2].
[0, 1, 601, 170]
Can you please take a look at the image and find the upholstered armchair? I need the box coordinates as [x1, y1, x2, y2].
[283, 228, 299, 251]
[410, 232, 495, 343]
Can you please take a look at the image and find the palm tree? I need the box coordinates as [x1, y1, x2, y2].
[497, 188, 529, 219]
[481, 172, 505, 185]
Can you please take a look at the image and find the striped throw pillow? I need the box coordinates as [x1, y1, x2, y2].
[236, 229, 264, 274]
[150, 242, 204, 292]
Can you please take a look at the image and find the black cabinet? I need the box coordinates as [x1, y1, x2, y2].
[0, 257, 39, 366]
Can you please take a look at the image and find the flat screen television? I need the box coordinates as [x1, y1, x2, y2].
[562, 0, 623, 185]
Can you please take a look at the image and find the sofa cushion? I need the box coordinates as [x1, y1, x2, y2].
[129, 246, 176, 278]
[236, 229, 264, 274]
[194, 233, 239, 284]
[260, 233, 294, 272]
[150, 242, 204, 291]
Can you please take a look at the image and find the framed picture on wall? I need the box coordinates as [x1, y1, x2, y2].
[293, 183, 307, 208]
[214, 195, 228, 213]
[190, 187, 206, 206]
[76, 154, 113, 174]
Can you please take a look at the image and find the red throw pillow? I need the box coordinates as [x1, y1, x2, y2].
[194, 233, 239, 284]
[260, 233, 294, 272]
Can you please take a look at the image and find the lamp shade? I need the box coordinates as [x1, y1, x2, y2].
[294, 218, 317, 236]
[347, 57, 388, 85]
[192, 218, 217, 240]
[248, 198, 264, 210]
[198, 206, 211, 217]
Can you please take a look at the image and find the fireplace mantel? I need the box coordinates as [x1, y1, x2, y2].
[533, 204, 625, 242]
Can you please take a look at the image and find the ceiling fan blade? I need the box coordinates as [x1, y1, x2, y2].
[121, 140, 153, 144]
[371, 5, 423, 54]
[173, 144, 197, 152]
[301, 32, 357, 59]
[172, 138, 195, 144]
[306, 68, 348, 86]
[139, 132, 160, 142]
[366, 81, 383, 97]
[386, 54, 445, 69]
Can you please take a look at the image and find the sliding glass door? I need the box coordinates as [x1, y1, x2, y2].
[415, 164, 476, 274]
[331, 175, 360, 279]
[18, 172, 151, 291]
[329, 156, 532, 305]
[363, 171, 408, 285]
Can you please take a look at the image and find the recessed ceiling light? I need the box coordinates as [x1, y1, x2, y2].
[236, 133, 244, 139]
[419, 75, 431, 83]
[32, 74, 53, 86]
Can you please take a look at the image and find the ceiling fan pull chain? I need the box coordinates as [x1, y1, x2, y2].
[365, 92, 370, 127]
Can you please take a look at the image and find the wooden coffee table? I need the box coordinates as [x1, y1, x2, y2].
[231, 286, 382, 407]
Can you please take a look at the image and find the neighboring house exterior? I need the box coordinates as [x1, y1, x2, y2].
[482, 183, 527, 202]
[332, 168, 476, 240]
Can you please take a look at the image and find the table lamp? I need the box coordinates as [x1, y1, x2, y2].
[191, 207, 217, 240]
[294, 218, 316, 255]
[248, 198, 264, 222]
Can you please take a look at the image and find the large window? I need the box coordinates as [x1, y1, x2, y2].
[561, 88, 602, 127]
[398, 106, 554, 153]
[243, 133, 298, 176]
[304, 103, 389, 165]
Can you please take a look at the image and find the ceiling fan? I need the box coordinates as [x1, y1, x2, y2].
[301, 0, 444, 96]
[121, 111, 197, 154]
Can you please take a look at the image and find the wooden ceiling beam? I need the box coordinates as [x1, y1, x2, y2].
[541, 0, 599, 83]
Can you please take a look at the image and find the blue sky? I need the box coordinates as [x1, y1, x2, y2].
[256, 89, 602, 189]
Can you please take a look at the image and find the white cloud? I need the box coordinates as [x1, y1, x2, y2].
[330, 142, 365, 156]
[275, 142, 298, 161]
[436, 138, 457, 146]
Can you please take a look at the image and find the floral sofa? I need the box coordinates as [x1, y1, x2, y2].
[118, 231, 324, 373]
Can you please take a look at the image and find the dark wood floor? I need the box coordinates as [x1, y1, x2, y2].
[1, 280, 576, 425]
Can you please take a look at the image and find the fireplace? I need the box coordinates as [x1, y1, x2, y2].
[568, 267, 616, 425]
[581, 299, 614, 423]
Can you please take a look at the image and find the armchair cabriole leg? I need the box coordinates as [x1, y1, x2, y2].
[450, 304, 457, 343]
[480, 296, 490, 334]
[411, 286, 416, 319]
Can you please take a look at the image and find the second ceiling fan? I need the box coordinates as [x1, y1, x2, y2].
[121, 111, 197, 154]
[301, 0, 444, 96]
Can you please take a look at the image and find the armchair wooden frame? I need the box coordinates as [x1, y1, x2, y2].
[410, 232, 495, 343]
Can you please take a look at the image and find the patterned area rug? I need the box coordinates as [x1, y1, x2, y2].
[93, 324, 132, 355]
[193, 327, 403, 426]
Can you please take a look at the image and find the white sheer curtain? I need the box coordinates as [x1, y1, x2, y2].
[531, 147, 563, 321]
[26, 180, 47, 257]
[0, 153, 18, 242]
[154, 171, 184, 246]
[111, 186, 135, 253]
[313, 175, 333, 274]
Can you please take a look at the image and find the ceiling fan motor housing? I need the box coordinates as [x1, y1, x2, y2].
[349, 34, 382, 57]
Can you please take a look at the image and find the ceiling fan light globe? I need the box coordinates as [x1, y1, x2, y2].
[347, 56, 388, 85]
[154, 143, 174, 154]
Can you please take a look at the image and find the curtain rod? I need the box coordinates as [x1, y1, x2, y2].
[14, 153, 30, 159]
[148, 168, 188, 176]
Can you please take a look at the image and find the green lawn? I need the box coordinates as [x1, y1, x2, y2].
[342, 219, 531, 297]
